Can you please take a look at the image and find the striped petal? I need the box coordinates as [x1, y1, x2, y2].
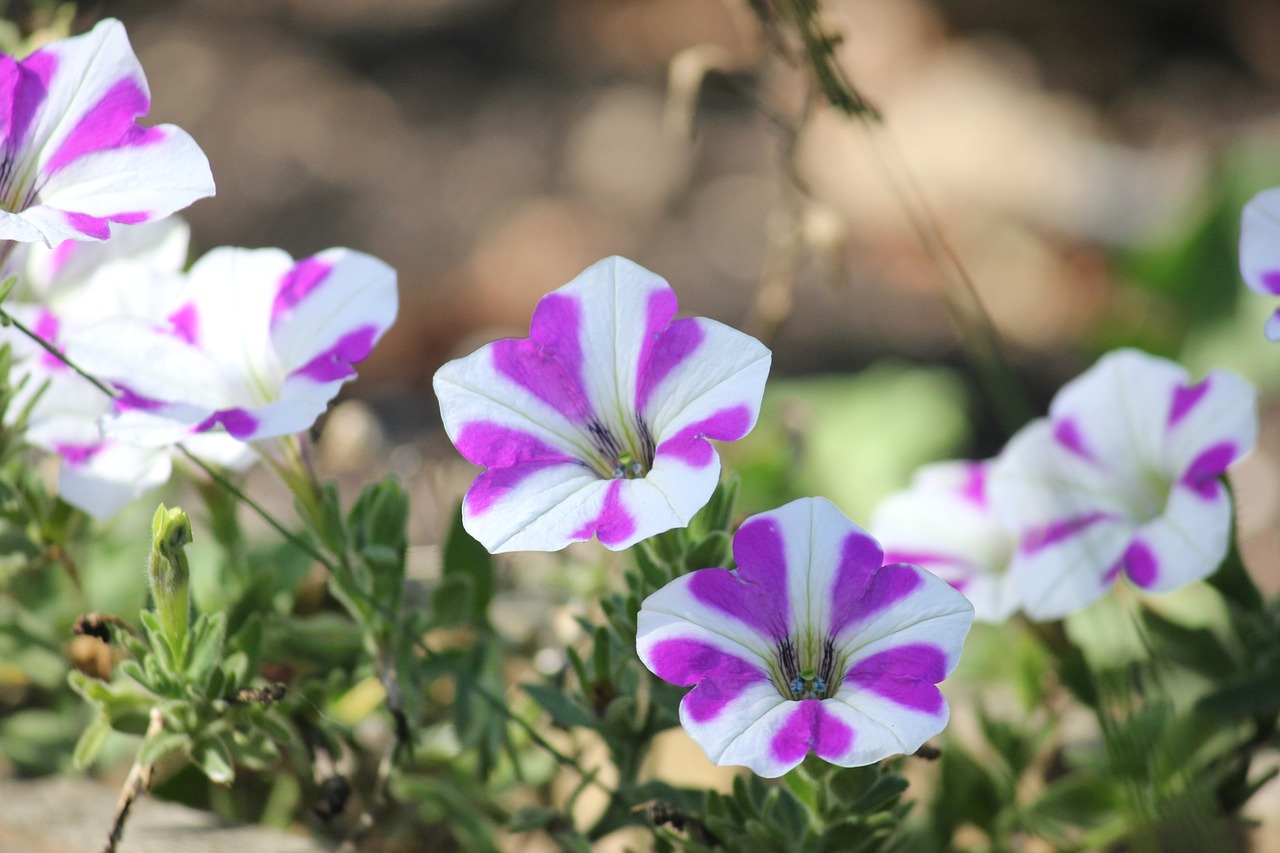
[0, 19, 212, 246]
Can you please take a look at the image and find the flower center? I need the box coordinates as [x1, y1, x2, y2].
[584, 412, 656, 480]
[772, 635, 843, 701]
[0, 146, 42, 213]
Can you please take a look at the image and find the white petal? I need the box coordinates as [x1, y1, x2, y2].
[821, 688, 948, 766]
[269, 248, 397, 376]
[1163, 368, 1256, 475]
[684, 684, 794, 776]
[1240, 188, 1280, 298]
[1127, 485, 1232, 594]
[58, 441, 172, 519]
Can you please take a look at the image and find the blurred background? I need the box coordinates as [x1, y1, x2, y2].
[7, 0, 1280, 847]
[86, 0, 1280, 577]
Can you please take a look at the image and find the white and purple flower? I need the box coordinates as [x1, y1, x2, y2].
[637, 497, 973, 778]
[1, 218, 251, 518]
[0, 19, 213, 250]
[988, 349, 1256, 620]
[433, 256, 770, 553]
[871, 461, 1019, 623]
[69, 245, 398, 446]
[1240, 187, 1280, 340]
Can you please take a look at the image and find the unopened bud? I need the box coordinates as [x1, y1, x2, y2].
[148, 504, 193, 647]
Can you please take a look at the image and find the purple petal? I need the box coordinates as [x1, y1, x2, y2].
[655, 405, 751, 467]
[570, 479, 636, 547]
[958, 462, 987, 508]
[769, 700, 854, 764]
[455, 422, 577, 515]
[493, 293, 593, 424]
[113, 385, 164, 412]
[1052, 417, 1092, 460]
[44, 78, 164, 176]
[846, 643, 947, 714]
[195, 408, 258, 439]
[167, 302, 199, 345]
[637, 315, 702, 415]
[1262, 270, 1280, 295]
[1122, 539, 1159, 588]
[271, 257, 332, 326]
[1169, 378, 1210, 428]
[290, 326, 378, 382]
[0, 51, 55, 152]
[53, 441, 102, 466]
[647, 638, 768, 723]
[692, 515, 792, 637]
[62, 211, 110, 239]
[33, 309, 65, 370]
[1179, 442, 1237, 500]
[1020, 511, 1116, 556]
[830, 562, 920, 637]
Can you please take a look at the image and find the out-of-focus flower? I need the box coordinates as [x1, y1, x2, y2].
[2, 218, 251, 519]
[70, 246, 398, 445]
[0, 19, 213, 250]
[871, 461, 1019, 623]
[1240, 187, 1280, 341]
[433, 256, 770, 553]
[988, 349, 1256, 620]
[637, 497, 973, 778]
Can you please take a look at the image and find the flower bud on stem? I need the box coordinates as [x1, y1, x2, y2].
[148, 504, 193, 653]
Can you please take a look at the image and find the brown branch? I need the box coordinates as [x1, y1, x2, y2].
[102, 707, 164, 853]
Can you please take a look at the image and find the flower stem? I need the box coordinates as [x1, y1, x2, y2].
[101, 707, 164, 853]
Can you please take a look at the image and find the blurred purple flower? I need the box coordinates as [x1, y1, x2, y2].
[871, 460, 1019, 623]
[989, 349, 1256, 619]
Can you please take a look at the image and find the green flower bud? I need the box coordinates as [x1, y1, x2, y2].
[148, 504, 193, 647]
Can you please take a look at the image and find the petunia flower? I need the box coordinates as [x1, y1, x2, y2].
[1240, 187, 1280, 340]
[636, 497, 973, 778]
[432, 256, 771, 553]
[870, 461, 1019, 623]
[0, 19, 213, 252]
[0, 218, 251, 518]
[987, 348, 1256, 620]
[67, 245, 398, 446]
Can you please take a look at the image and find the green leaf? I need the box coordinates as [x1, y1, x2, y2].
[185, 611, 227, 682]
[191, 733, 236, 784]
[1139, 606, 1238, 679]
[508, 805, 564, 833]
[684, 531, 732, 572]
[523, 683, 598, 730]
[1198, 668, 1280, 718]
[138, 730, 189, 766]
[440, 501, 494, 628]
[72, 715, 113, 769]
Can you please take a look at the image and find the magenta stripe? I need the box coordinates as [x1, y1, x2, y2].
[63, 211, 110, 239]
[882, 550, 968, 570]
[271, 257, 332, 325]
[846, 643, 946, 714]
[33, 309, 65, 370]
[0, 51, 55, 153]
[467, 459, 573, 516]
[493, 293, 593, 423]
[194, 407, 258, 439]
[454, 421, 573, 468]
[1169, 378, 1209, 427]
[1262, 270, 1280, 295]
[958, 462, 987, 507]
[1179, 441, 1236, 500]
[633, 288, 681, 412]
[290, 326, 377, 382]
[637, 316, 703, 416]
[1019, 511, 1115, 556]
[769, 700, 854, 765]
[1123, 539, 1158, 588]
[655, 405, 751, 468]
[53, 441, 102, 466]
[646, 638, 767, 723]
[689, 516, 791, 639]
[44, 78, 164, 176]
[831, 562, 920, 637]
[168, 302, 199, 345]
[113, 385, 165, 412]
[1052, 418, 1092, 460]
[570, 479, 636, 547]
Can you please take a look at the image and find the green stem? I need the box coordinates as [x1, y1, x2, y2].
[0, 306, 118, 398]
